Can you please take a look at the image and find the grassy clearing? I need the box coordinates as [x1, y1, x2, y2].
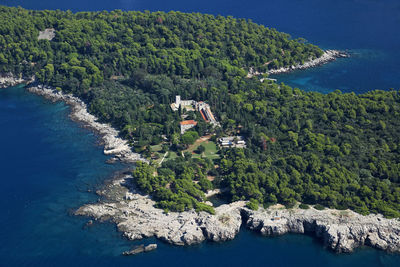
[150, 144, 163, 152]
[166, 151, 178, 160]
[188, 140, 220, 160]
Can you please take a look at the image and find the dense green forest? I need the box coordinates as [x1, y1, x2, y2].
[132, 81, 400, 217]
[1, 6, 399, 217]
[0, 5, 322, 147]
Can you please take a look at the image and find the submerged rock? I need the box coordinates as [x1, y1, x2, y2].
[122, 244, 157, 255]
[144, 243, 157, 252]
[83, 219, 94, 229]
[106, 157, 118, 164]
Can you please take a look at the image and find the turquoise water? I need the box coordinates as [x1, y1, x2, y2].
[0, 0, 400, 266]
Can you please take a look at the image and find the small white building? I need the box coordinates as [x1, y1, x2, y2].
[180, 120, 198, 134]
[219, 136, 246, 148]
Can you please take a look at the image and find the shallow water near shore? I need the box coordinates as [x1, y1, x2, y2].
[1, 0, 400, 265]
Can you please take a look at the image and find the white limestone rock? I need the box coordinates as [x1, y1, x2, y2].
[244, 207, 400, 253]
[76, 176, 400, 253]
[266, 50, 349, 75]
[0, 73, 34, 88]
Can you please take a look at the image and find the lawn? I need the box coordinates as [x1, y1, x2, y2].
[150, 144, 163, 152]
[166, 151, 178, 160]
[187, 140, 220, 160]
[159, 135, 220, 163]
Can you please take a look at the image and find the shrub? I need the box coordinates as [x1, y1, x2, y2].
[246, 199, 259, 210]
[314, 204, 325, 210]
[196, 144, 206, 154]
[299, 203, 310, 209]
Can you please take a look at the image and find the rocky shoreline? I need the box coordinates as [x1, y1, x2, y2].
[26, 85, 146, 163]
[76, 175, 400, 253]
[247, 50, 348, 78]
[0, 75, 145, 163]
[0, 73, 35, 88]
[267, 50, 349, 75]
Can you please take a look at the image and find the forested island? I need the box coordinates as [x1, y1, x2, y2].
[0, 4, 399, 223]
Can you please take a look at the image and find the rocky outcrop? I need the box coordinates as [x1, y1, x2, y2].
[246, 50, 348, 79]
[266, 50, 349, 75]
[75, 175, 400, 253]
[0, 73, 34, 88]
[26, 85, 146, 163]
[38, 28, 56, 41]
[122, 244, 157, 255]
[244, 207, 400, 253]
[76, 175, 244, 246]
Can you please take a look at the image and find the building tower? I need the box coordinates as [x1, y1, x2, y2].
[175, 95, 181, 107]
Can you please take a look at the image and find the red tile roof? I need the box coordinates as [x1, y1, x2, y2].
[180, 120, 197, 125]
[199, 109, 209, 122]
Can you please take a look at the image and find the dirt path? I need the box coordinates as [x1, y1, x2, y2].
[187, 134, 213, 152]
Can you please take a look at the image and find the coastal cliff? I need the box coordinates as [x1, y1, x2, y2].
[76, 175, 400, 253]
[244, 208, 400, 253]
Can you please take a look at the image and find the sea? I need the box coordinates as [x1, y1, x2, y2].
[0, 0, 399, 266]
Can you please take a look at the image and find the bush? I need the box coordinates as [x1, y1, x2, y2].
[263, 202, 274, 209]
[314, 204, 325, 210]
[299, 203, 310, 209]
[161, 144, 169, 153]
[195, 202, 215, 214]
[181, 131, 199, 145]
[284, 198, 296, 209]
[196, 144, 206, 154]
[246, 199, 259, 210]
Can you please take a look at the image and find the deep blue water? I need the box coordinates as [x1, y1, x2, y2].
[0, 0, 400, 266]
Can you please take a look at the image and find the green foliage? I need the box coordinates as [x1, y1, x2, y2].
[0, 6, 321, 84]
[0, 5, 322, 150]
[314, 204, 326, 211]
[299, 203, 310, 209]
[132, 159, 215, 213]
[196, 144, 206, 154]
[181, 131, 199, 146]
[218, 82, 400, 218]
[246, 198, 259, 210]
